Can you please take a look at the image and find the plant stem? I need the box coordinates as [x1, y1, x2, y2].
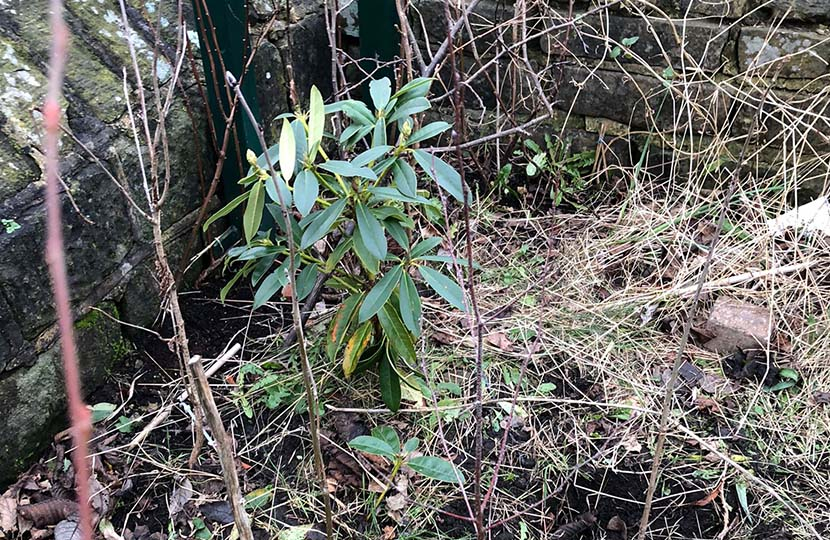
[227, 72, 335, 540]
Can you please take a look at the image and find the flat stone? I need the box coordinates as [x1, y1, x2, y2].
[758, 0, 830, 21]
[703, 297, 773, 354]
[738, 26, 830, 79]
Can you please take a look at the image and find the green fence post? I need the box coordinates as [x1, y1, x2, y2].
[358, 0, 400, 91]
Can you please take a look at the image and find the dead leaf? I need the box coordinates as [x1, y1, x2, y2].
[89, 476, 110, 516]
[54, 520, 82, 540]
[385, 493, 407, 513]
[811, 391, 830, 405]
[99, 518, 124, 540]
[0, 488, 17, 533]
[168, 477, 193, 518]
[485, 332, 513, 352]
[619, 434, 642, 453]
[695, 396, 721, 414]
[692, 481, 723, 507]
[381, 525, 396, 540]
[430, 330, 456, 345]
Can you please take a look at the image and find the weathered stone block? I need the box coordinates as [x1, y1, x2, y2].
[738, 26, 830, 79]
[703, 297, 773, 354]
[756, 0, 830, 22]
[681, 0, 749, 17]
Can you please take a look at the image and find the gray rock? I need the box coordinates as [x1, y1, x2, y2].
[738, 26, 830, 79]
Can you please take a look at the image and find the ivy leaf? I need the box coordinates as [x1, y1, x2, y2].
[359, 265, 403, 322]
[379, 349, 401, 412]
[412, 149, 465, 203]
[355, 202, 387, 260]
[407, 121, 451, 145]
[300, 198, 347, 249]
[418, 266, 466, 311]
[293, 170, 319, 217]
[319, 160, 378, 180]
[399, 271, 422, 336]
[326, 292, 363, 361]
[279, 119, 296, 181]
[308, 86, 325, 158]
[392, 159, 417, 197]
[343, 321, 374, 378]
[408, 456, 465, 484]
[348, 435, 396, 460]
[369, 78, 392, 111]
[243, 181, 265, 243]
[371, 426, 401, 454]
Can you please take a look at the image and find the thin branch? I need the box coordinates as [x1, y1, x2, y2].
[43, 1, 93, 539]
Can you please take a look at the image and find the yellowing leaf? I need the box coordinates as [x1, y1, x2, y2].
[343, 321, 374, 378]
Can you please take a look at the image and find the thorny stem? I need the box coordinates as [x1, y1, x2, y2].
[227, 72, 335, 540]
[636, 89, 771, 540]
[43, 2, 93, 539]
[441, 0, 485, 537]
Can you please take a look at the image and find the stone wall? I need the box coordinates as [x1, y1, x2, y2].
[0, 0, 332, 484]
[408, 0, 829, 197]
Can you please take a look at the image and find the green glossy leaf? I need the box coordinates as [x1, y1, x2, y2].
[243, 181, 265, 243]
[327, 100, 374, 125]
[353, 145, 393, 167]
[412, 149, 465, 202]
[356, 202, 387, 260]
[325, 238, 352, 273]
[399, 271, 421, 336]
[300, 198, 347, 249]
[379, 349, 401, 412]
[220, 264, 249, 302]
[352, 228, 380, 274]
[385, 219, 410, 251]
[410, 237, 442, 259]
[408, 456, 464, 484]
[392, 160, 417, 197]
[291, 119, 307, 164]
[327, 293, 363, 361]
[369, 78, 392, 111]
[343, 320, 374, 378]
[295, 263, 318, 300]
[265, 175, 292, 208]
[407, 121, 451, 145]
[348, 435, 396, 460]
[359, 265, 403, 322]
[403, 437, 419, 453]
[308, 86, 325, 157]
[267, 203, 301, 244]
[279, 118, 296, 181]
[373, 119, 387, 146]
[254, 268, 287, 309]
[319, 160, 378, 180]
[203, 191, 249, 231]
[419, 266, 466, 311]
[251, 251, 278, 285]
[91, 402, 116, 423]
[369, 186, 431, 205]
[391, 77, 433, 100]
[387, 97, 430, 124]
[378, 302, 416, 365]
[371, 426, 400, 453]
[293, 170, 319, 217]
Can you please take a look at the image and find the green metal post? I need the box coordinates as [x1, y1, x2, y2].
[358, 0, 400, 92]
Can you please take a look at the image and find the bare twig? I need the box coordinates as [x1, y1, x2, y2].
[189, 356, 254, 540]
[43, 2, 93, 539]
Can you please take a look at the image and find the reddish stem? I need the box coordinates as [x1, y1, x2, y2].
[43, 2, 93, 539]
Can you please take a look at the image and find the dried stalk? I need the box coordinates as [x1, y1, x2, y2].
[636, 90, 771, 540]
[189, 356, 254, 540]
[226, 71, 334, 540]
[43, 1, 93, 539]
